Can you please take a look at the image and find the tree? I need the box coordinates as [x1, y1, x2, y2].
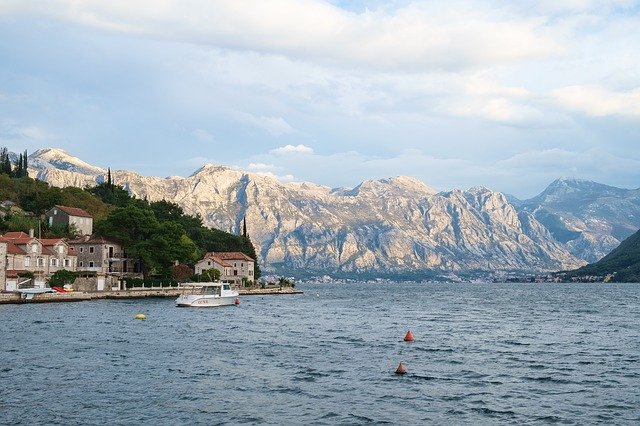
[88, 182, 132, 207]
[49, 270, 77, 287]
[0, 147, 12, 175]
[95, 204, 197, 278]
[202, 267, 221, 281]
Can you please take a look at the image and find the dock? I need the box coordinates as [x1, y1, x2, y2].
[0, 287, 302, 304]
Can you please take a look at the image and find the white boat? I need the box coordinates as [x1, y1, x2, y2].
[16, 287, 56, 300]
[175, 282, 239, 307]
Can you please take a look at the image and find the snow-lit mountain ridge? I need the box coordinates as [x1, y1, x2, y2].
[26, 148, 638, 277]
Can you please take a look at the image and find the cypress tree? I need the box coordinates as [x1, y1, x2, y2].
[23, 150, 28, 176]
[243, 216, 247, 238]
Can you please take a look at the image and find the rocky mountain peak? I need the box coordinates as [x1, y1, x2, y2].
[28, 147, 636, 278]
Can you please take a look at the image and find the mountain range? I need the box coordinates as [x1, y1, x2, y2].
[26, 148, 640, 278]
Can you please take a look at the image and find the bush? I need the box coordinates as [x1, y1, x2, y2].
[48, 269, 76, 287]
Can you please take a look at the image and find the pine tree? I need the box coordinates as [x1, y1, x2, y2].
[14, 153, 23, 178]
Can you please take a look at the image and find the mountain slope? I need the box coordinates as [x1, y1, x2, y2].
[515, 178, 640, 262]
[28, 149, 586, 277]
[566, 229, 640, 282]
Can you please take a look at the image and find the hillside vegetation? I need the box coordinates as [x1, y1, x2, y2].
[0, 150, 260, 279]
[564, 229, 640, 282]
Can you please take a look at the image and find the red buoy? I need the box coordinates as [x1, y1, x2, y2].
[395, 362, 407, 375]
[404, 330, 415, 342]
[234, 297, 240, 306]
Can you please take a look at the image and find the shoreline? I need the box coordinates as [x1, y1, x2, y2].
[0, 287, 303, 305]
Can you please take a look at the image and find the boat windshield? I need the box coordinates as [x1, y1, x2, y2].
[222, 284, 231, 291]
[202, 286, 221, 296]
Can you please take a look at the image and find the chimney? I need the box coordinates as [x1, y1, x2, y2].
[29, 229, 34, 238]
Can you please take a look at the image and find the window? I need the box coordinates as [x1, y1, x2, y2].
[24, 257, 30, 267]
[31, 244, 37, 253]
[89, 246, 94, 254]
[50, 258, 58, 267]
[233, 270, 238, 276]
[79, 261, 84, 267]
[207, 261, 211, 266]
[58, 246, 64, 254]
[64, 259, 70, 267]
[249, 270, 253, 276]
[234, 263, 237, 267]
[89, 261, 94, 267]
[37, 258, 44, 267]
[80, 247, 84, 253]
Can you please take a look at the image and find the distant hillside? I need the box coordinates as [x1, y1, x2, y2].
[564, 229, 640, 282]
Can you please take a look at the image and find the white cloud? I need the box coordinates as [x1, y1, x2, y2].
[234, 112, 294, 136]
[552, 85, 640, 119]
[0, 0, 564, 71]
[269, 144, 314, 155]
[247, 162, 275, 171]
[192, 128, 215, 143]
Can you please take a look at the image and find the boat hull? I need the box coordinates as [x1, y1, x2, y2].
[176, 295, 237, 307]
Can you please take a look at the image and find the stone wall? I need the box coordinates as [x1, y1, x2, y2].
[0, 242, 6, 291]
[72, 275, 121, 292]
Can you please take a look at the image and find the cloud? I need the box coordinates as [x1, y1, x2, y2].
[247, 162, 275, 171]
[192, 128, 215, 143]
[234, 112, 294, 136]
[552, 85, 640, 119]
[0, 0, 564, 71]
[269, 144, 314, 155]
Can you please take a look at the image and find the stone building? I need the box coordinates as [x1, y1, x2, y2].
[195, 251, 255, 285]
[45, 205, 93, 236]
[68, 235, 136, 275]
[0, 241, 6, 291]
[0, 231, 77, 291]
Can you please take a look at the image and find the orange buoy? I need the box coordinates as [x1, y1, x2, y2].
[404, 330, 415, 342]
[234, 297, 240, 306]
[395, 362, 407, 375]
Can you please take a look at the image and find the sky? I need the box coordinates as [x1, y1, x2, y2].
[0, 0, 639, 198]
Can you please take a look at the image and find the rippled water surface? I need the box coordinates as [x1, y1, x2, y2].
[1, 282, 639, 425]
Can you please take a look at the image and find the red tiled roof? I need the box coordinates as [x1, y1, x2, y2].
[205, 251, 254, 262]
[68, 235, 119, 245]
[2, 231, 31, 239]
[202, 253, 232, 268]
[53, 205, 92, 218]
[0, 238, 26, 255]
[40, 238, 65, 246]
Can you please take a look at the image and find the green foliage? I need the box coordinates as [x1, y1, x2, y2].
[0, 211, 39, 234]
[1, 146, 262, 280]
[95, 204, 197, 278]
[59, 186, 111, 221]
[202, 267, 221, 281]
[87, 182, 132, 207]
[565, 229, 640, 282]
[48, 269, 77, 287]
[0, 147, 12, 175]
[278, 277, 295, 288]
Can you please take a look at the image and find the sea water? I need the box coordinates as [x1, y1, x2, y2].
[1, 282, 639, 425]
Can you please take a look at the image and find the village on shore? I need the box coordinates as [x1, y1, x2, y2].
[0, 203, 299, 304]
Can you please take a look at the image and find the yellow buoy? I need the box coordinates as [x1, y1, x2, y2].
[134, 314, 146, 320]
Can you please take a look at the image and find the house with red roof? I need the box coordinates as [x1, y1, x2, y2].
[0, 231, 77, 291]
[45, 205, 93, 236]
[194, 251, 255, 285]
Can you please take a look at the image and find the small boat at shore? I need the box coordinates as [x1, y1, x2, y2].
[175, 282, 239, 307]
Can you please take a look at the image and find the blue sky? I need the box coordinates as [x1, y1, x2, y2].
[0, 0, 639, 198]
